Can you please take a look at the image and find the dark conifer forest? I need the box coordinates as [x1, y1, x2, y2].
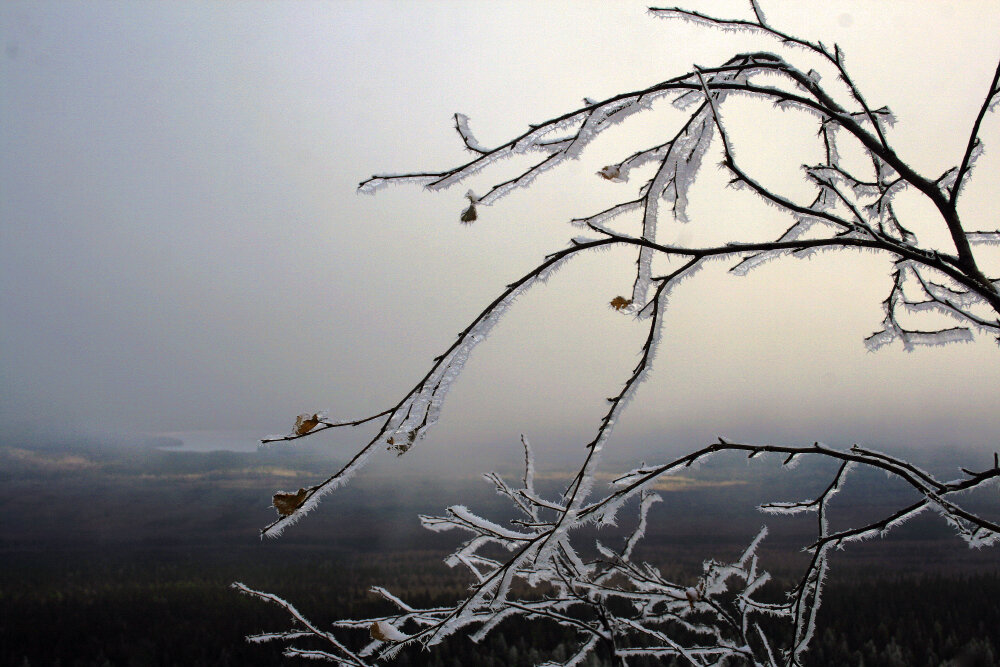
[2, 438, 997, 665]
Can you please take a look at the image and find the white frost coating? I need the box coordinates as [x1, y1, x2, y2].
[750, 0, 768, 25]
[771, 96, 831, 121]
[672, 89, 702, 111]
[807, 165, 877, 198]
[967, 231, 1000, 246]
[371, 621, 410, 642]
[966, 528, 1000, 549]
[420, 513, 462, 535]
[869, 106, 897, 128]
[659, 109, 715, 223]
[594, 539, 616, 560]
[549, 282, 680, 560]
[729, 247, 795, 276]
[468, 607, 518, 643]
[622, 492, 662, 559]
[630, 111, 715, 312]
[621, 143, 671, 176]
[571, 199, 643, 230]
[357, 173, 438, 196]
[371, 586, 414, 613]
[900, 327, 975, 350]
[264, 255, 575, 539]
[938, 139, 984, 197]
[271, 445, 848, 665]
[864, 327, 896, 352]
[262, 437, 383, 538]
[478, 152, 563, 205]
[914, 276, 993, 318]
[447, 505, 534, 541]
[899, 295, 996, 333]
[793, 553, 828, 661]
[520, 435, 536, 496]
[391, 258, 560, 440]
[852, 505, 930, 545]
[539, 635, 600, 667]
[729, 215, 837, 276]
[429, 148, 517, 193]
[564, 99, 636, 161]
[513, 113, 587, 153]
[821, 120, 841, 169]
[248, 10, 1000, 663]
[760, 500, 814, 515]
[630, 246, 656, 313]
[453, 113, 489, 153]
[233, 582, 367, 664]
[596, 491, 629, 527]
[651, 7, 763, 36]
[740, 527, 768, 566]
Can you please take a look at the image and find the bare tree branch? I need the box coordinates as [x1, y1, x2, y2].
[239, 4, 1000, 665]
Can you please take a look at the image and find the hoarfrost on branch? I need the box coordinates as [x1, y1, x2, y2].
[238, 3, 1000, 665]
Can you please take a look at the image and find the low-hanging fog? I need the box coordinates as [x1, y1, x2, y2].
[3, 0, 999, 469]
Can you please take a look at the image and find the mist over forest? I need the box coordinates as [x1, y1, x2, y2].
[2, 428, 998, 665]
[4, 0, 1000, 664]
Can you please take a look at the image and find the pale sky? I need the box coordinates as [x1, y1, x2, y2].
[2, 1, 998, 463]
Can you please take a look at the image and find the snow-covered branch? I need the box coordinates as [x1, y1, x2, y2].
[240, 2, 1000, 664]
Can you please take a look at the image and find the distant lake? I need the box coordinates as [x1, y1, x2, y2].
[155, 429, 264, 453]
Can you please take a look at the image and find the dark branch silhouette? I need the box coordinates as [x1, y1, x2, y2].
[238, 3, 1000, 665]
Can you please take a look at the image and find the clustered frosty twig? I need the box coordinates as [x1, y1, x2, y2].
[239, 2, 1000, 665]
[236, 438, 1000, 666]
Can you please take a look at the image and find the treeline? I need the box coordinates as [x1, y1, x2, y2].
[807, 575, 999, 667]
[2, 548, 997, 666]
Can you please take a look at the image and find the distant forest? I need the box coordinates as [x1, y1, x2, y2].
[2, 548, 998, 666]
[1, 436, 997, 665]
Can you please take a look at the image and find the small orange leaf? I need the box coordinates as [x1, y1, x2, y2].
[294, 413, 320, 436]
[609, 296, 632, 311]
[597, 165, 624, 181]
[273, 488, 309, 516]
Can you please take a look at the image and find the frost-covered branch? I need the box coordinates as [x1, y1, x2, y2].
[241, 2, 1000, 664]
[242, 437, 1000, 665]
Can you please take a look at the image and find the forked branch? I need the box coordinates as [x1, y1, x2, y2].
[242, 3, 1000, 665]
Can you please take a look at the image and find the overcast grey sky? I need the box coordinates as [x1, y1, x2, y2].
[2, 1, 998, 462]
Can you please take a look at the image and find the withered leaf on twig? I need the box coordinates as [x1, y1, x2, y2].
[460, 190, 478, 224]
[460, 202, 477, 223]
[597, 164, 625, 181]
[387, 430, 417, 456]
[370, 620, 409, 642]
[294, 413, 320, 436]
[609, 296, 632, 311]
[273, 488, 309, 516]
[685, 586, 700, 610]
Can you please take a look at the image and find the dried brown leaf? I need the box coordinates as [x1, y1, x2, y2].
[685, 586, 699, 610]
[294, 413, 320, 436]
[609, 296, 632, 311]
[460, 202, 477, 223]
[273, 488, 309, 516]
[597, 165, 623, 181]
[387, 431, 416, 456]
